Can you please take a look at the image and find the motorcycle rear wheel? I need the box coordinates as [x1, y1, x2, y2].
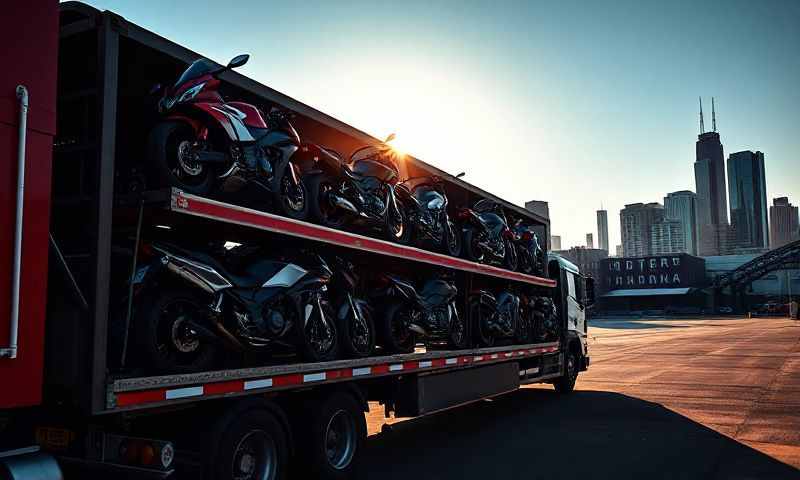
[379, 301, 416, 354]
[503, 238, 519, 272]
[149, 121, 214, 195]
[134, 287, 218, 374]
[386, 203, 412, 244]
[462, 227, 484, 263]
[306, 173, 347, 229]
[470, 300, 495, 348]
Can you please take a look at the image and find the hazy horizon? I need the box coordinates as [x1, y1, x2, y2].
[75, 0, 800, 250]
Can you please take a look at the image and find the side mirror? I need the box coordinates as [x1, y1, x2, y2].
[227, 54, 250, 69]
[384, 133, 396, 143]
[455, 172, 466, 178]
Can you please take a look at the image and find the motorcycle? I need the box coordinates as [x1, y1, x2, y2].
[148, 54, 309, 220]
[512, 219, 546, 276]
[469, 290, 523, 347]
[532, 296, 559, 342]
[328, 256, 375, 358]
[373, 273, 468, 353]
[302, 137, 411, 243]
[130, 241, 338, 373]
[395, 176, 462, 257]
[458, 199, 518, 271]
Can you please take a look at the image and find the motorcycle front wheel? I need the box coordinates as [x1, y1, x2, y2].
[148, 121, 214, 195]
[306, 173, 347, 229]
[134, 287, 218, 374]
[276, 166, 310, 221]
[447, 304, 469, 349]
[296, 297, 339, 362]
[337, 300, 376, 358]
[442, 219, 463, 258]
[503, 238, 519, 272]
[386, 202, 412, 244]
[470, 299, 496, 348]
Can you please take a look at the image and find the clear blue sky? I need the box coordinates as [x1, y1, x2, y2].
[78, 0, 799, 249]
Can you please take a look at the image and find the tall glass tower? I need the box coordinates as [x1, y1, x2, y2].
[727, 151, 768, 250]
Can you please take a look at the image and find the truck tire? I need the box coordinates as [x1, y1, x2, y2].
[554, 349, 579, 394]
[208, 407, 290, 480]
[295, 392, 366, 480]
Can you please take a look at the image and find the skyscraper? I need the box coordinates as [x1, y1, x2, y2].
[727, 151, 768, 250]
[586, 233, 594, 249]
[664, 190, 698, 255]
[694, 98, 728, 255]
[524, 200, 549, 220]
[596, 209, 609, 253]
[550, 235, 562, 251]
[651, 220, 686, 254]
[620, 202, 664, 257]
[770, 197, 800, 248]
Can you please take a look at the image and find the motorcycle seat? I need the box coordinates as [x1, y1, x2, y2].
[154, 242, 269, 289]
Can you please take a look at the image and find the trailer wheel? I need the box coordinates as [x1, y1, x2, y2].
[554, 349, 579, 394]
[297, 392, 366, 480]
[209, 408, 290, 480]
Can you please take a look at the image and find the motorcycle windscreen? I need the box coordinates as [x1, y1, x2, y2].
[350, 159, 397, 182]
[174, 58, 217, 90]
[414, 186, 445, 209]
[420, 279, 457, 305]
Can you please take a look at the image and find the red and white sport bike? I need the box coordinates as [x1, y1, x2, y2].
[148, 54, 309, 219]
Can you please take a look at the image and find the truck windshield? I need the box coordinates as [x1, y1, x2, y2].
[174, 58, 217, 89]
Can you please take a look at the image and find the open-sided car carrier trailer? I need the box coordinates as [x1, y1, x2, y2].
[0, 2, 592, 479]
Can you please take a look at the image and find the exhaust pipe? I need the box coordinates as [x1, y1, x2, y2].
[2, 86, 29, 359]
[330, 194, 360, 215]
[408, 324, 427, 335]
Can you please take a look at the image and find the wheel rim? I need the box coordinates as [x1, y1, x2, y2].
[325, 409, 357, 470]
[168, 132, 209, 187]
[392, 307, 414, 349]
[281, 174, 306, 213]
[156, 299, 204, 366]
[306, 301, 335, 356]
[567, 354, 577, 382]
[351, 306, 371, 354]
[232, 430, 277, 480]
[449, 309, 465, 346]
[389, 209, 405, 240]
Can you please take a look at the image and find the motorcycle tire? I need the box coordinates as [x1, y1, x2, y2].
[503, 238, 519, 272]
[518, 247, 533, 275]
[447, 304, 469, 349]
[515, 309, 533, 344]
[470, 299, 495, 348]
[337, 300, 376, 358]
[386, 202, 412, 244]
[134, 287, 218, 374]
[463, 227, 484, 263]
[442, 219, 463, 258]
[379, 301, 417, 354]
[275, 166, 310, 221]
[305, 173, 347, 229]
[296, 298, 339, 362]
[148, 121, 214, 195]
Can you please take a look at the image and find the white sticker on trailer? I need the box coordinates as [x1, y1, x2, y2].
[389, 364, 404, 371]
[244, 379, 273, 390]
[474, 355, 484, 361]
[303, 372, 326, 383]
[352, 367, 371, 376]
[165, 386, 203, 400]
[418, 360, 432, 368]
[445, 358, 458, 365]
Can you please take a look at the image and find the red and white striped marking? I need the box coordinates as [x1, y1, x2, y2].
[171, 190, 557, 288]
[113, 344, 559, 408]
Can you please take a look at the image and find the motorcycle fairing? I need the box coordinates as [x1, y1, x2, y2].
[226, 101, 268, 129]
[419, 279, 457, 308]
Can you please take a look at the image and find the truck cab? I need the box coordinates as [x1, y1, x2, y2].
[549, 254, 593, 377]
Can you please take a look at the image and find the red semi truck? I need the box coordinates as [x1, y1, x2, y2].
[0, 2, 592, 479]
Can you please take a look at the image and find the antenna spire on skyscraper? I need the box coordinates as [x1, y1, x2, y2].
[699, 96, 705, 134]
[712, 97, 717, 132]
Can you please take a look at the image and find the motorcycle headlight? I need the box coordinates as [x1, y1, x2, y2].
[176, 82, 205, 104]
[426, 197, 444, 210]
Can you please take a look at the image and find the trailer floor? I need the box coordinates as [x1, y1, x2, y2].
[361, 316, 800, 479]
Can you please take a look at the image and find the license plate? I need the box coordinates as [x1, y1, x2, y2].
[36, 427, 75, 450]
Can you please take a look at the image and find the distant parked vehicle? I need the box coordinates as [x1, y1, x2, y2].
[717, 306, 733, 314]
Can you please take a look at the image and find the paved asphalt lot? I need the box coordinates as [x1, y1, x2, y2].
[359, 316, 800, 479]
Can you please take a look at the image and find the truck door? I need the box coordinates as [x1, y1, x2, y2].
[566, 272, 587, 342]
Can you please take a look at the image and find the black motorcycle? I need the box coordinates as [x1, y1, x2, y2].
[470, 290, 524, 347]
[458, 199, 518, 271]
[533, 296, 559, 343]
[130, 242, 338, 373]
[396, 176, 461, 257]
[302, 138, 411, 243]
[512, 219, 546, 276]
[328, 256, 375, 358]
[373, 273, 468, 353]
[148, 54, 309, 219]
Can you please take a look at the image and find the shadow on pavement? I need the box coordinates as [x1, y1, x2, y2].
[357, 389, 800, 480]
[588, 319, 690, 330]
